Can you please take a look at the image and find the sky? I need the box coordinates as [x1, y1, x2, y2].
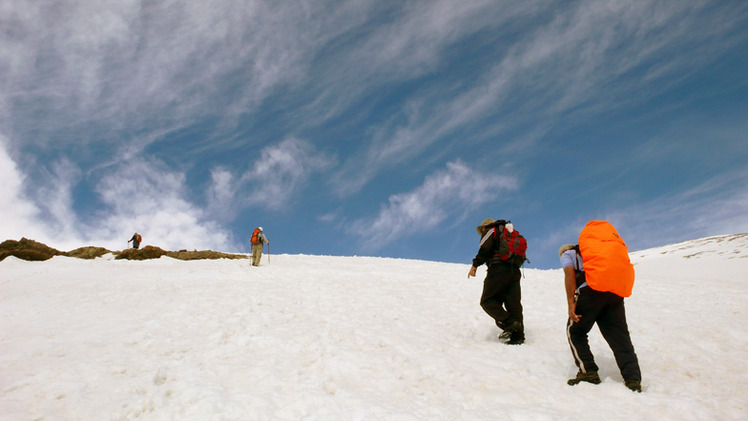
[1, 0, 748, 269]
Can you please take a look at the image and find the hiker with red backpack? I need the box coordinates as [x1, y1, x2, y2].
[127, 232, 142, 249]
[468, 218, 528, 345]
[559, 220, 642, 392]
[250, 227, 269, 266]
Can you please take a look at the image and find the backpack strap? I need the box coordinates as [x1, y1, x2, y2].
[570, 245, 587, 290]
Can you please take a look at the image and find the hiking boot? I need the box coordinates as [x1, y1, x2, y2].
[625, 379, 642, 393]
[498, 320, 523, 341]
[567, 370, 601, 386]
[506, 334, 525, 345]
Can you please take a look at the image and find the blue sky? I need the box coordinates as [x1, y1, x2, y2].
[2, 0, 748, 269]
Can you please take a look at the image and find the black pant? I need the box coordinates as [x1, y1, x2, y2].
[566, 287, 641, 382]
[480, 264, 522, 332]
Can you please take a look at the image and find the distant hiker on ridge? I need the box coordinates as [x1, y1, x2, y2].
[560, 220, 642, 392]
[250, 227, 269, 266]
[468, 218, 528, 345]
[128, 232, 142, 249]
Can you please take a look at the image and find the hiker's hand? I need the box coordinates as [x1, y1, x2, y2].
[568, 302, 581, 323]
[467, 266, 477, 278]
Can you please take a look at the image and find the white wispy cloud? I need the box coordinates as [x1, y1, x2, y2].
[609, 170, 748, 250]
[348, 160, 517, 249]
[205, 167, 238, 222]
[331, 0, 748, 194]
[536, 168, 748, 266]
[2, 0, 747, 260]
[4, 0, 744, 190]
[0, 138, 48, 242]
[34, 159, 83, 242]
[1, 133, 334, 250]
[0, 139, 88, 248]
[91, 158, 237, 251]
[240, 137, 336, 210]
[1, 135, 237, 251]
[1, 1, 345, 153]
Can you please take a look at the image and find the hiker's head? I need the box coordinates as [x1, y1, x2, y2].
[258, 227, 263, 231]
[559, 244, 575, 257]
[476, 218, 495, 236]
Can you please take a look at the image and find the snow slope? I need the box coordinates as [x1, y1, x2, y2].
[1, 235, 747, 420]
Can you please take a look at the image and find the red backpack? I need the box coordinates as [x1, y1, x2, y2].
[494, 223, 528, 267]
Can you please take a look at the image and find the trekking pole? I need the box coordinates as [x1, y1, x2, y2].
[267, 243, 270, 265]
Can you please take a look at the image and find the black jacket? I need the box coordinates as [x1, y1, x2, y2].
[473, 221, 513, 269]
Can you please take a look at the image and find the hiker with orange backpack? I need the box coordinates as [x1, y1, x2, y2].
[559, 220, 642, 392]
[249, 227, 269, 266]
[468, 218, 528, 345]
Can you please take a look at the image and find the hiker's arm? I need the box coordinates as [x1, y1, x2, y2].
[564, 265, 580, 322]
[472, 231, 495, 268]
[469, 235, 493, 278]
[467, 266, 477, 278]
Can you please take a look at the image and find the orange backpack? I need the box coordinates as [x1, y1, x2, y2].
[250, 228, 261, 244]
[578, 220, 635, 297]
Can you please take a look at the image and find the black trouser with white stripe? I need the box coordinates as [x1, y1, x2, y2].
[566, 287, 641, 382]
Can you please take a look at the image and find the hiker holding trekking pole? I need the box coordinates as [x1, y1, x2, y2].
[249, 227, 269, 266]
[127, 232, 142, 249]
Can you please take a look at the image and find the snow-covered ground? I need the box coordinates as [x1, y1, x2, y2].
[2, 234, 747, 420]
